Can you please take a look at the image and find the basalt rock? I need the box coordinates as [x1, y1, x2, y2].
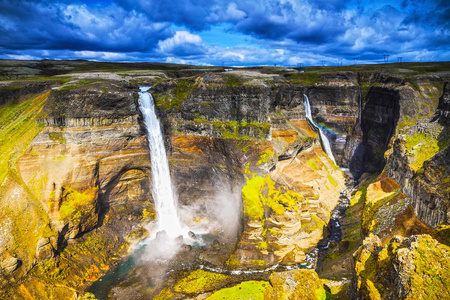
[351, 234, 450, 299]
[1, 64, 449, 299]
[0, 80, 154, 298]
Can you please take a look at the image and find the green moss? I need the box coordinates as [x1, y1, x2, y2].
[257, 149, 274, 165]
[409, 236, 450, 298]
[302, 214, 326, 234]
[212, 120, 270, 140]
[327, 174, 338, 188]
[242, 175, 303, 221]
[173, 270, 231, 294]
[141, 208, 156, 221]
[59, 187, 98, 223]
[351, 184, 369, 206]
[153, 287, 175, 300]
[403, 132, 442, 171]
[242, 176, 266, 220]
[59, 79, 105, 91]
[362, 189, 400, 234]
[48, 132, 66, 144]
[193, 115, 208, 123]
[224, 75, 245, 89]
[0, 91, 49, 185]
[431, 225, 450, 247]
[80, 292, 98, 300]
[307, 159, 320, 171]
[225, 253, 241, 268]
[257, 241, 269, 250]
[289, 72, 320, 85]
[174, 78, 197, 107]
[321, 279, 350, 299]
[154, 78, 198, 110]
[205, 281, 269, 300]
[35, 229, 129, 288]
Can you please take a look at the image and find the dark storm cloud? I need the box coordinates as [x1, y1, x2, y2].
[115, 0, 217, 31]
[0, 0, 448, 65]
[0, 0, 172, 52]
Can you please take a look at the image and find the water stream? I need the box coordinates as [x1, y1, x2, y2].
[89, 91, 342, 298]
[303, 94, 336, 164]
[138, 86, 183, 238]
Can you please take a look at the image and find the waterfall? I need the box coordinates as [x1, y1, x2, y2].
[138, 86, 183, 237]
[303, 94, 337, 165]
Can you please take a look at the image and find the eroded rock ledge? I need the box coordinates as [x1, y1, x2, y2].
[0, 61, 449, 299]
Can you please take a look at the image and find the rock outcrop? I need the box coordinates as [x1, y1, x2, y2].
[0, 80, 154, 298]
[0, 60, 449, 299]
[351, 233, 450, 299]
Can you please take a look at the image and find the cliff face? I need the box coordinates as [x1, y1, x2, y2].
[0, 61, 449, 299]
[0, 80, 155, 298]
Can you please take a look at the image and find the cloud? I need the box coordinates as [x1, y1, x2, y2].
[0, 0, 172, 52]
[116, 0, 216, 31]
[158, 31, 206, 56]
[207, 2, 247, 22]
[0, 0, 448, 66]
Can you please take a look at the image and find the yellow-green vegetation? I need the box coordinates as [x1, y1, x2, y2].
[430, 225, 450, 247]
[173, 270, 231, 294]
[403, 132, 446, 172]
[257, 149, 274, 165]
[193, 114, 208, 123]
[324, 184, 368, 263]
[224, 74, 245, 89]
[205, 280, 269, 300]
[48, 132, 66, 144]
[59, 79, 105, 91]
[154, 78, 199, 110]
[36, 230, 128, 286]
[301, 214, 326, 234]
[141, 208, 156, 221]
[125, 227, 149, 241]
[241, 175, 303, 221]
[213, 120, 270, 140]
[269, 270, 329, 300]
[307, 158, 320, 171]
[59, 186, 98, 224]
[327, 174, 338, 188]
[354, 234, 450, 299]
[408, 235, 450, 298]
[361, 184, 400, 234]
[79, 292, 98, 300]
[153, 287, 175, 300]
[289, 72, 320, 85]
[14, 279, 78, 300]
[326, 155, 341, 171]
[0, 90, 49, 185]
[321, 278, 351, 300]
[0, 90, 54, 269]
[226, 253, 267, 268]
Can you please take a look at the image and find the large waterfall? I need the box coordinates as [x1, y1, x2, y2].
[138, 87, 183, 237]
[303, 94, 337, 165]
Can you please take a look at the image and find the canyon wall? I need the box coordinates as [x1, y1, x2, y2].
[0, 62, 449, 299]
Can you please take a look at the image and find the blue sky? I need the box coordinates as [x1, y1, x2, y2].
[0, 0, 448, 66]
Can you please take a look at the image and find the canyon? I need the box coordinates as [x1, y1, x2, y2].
[0, 60, 449, 299]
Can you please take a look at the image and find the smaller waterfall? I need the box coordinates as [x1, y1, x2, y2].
[303, 94, 336, 164]
[139, 86, 183, 238]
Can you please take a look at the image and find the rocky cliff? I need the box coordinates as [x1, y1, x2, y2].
[0, 60, 449, 299]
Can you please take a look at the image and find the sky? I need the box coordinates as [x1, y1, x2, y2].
[0, 0, 449, 67]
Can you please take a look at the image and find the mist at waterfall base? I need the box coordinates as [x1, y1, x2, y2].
[134, 88, 241, 283]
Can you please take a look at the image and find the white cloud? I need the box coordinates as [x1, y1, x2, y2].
[75, 51, 128, 61]
[158, 31, 205, 55]
[7, 54, 38, 60]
